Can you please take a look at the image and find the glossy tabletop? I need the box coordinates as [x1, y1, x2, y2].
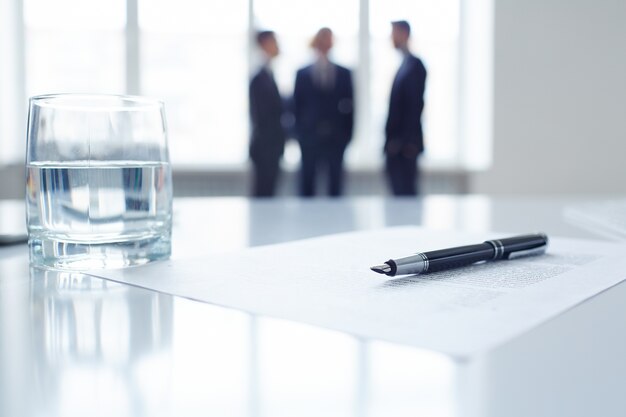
[1, 196, 625, 417]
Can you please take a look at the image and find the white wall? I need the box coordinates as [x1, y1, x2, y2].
[472, 0, 626, 194]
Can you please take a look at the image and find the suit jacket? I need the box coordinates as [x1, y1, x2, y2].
[293, 62, 354, 147]
[249, 67, 286, 161]
[385, 53, 427, 156]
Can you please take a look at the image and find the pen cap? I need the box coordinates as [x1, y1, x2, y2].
[486, 233, 548, 260]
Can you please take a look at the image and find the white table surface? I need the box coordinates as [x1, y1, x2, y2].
[1, 196, 625, 417]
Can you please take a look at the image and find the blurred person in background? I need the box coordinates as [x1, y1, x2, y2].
[384, 20, 427, 196]
[249, 30, 287, 197]
[293, 27, 354, 197]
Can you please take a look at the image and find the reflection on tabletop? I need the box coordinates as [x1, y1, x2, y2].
[1, 267, 455, 417]
[1, 196, 624, 416]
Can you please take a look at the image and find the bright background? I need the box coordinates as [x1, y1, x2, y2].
[1, 0, 489, 171]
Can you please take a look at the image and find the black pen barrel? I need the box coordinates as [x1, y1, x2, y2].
[423, 243, 494, 273]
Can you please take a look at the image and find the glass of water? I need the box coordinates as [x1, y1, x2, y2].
[26, 94, 172, 269]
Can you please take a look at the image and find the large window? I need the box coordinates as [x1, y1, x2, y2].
[24, 0, 126, 96]
[139, 0, 249, 165]
[0, 0, 491, 169]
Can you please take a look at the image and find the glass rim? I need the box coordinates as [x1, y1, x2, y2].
[29, 93, 164, 112]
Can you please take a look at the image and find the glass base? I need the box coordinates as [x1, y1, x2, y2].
[29, 234, 171, 270]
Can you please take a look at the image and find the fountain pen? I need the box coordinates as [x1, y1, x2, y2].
[370, 233, 549, 277]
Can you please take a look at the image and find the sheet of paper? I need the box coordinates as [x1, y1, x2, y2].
[87, 227, 626, 358]
[565, 199, 626, 240]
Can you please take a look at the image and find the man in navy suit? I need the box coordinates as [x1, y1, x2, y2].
[294, 28, 354, 197]
[385, 20, 427, 196]
[249, 31, 286, 197]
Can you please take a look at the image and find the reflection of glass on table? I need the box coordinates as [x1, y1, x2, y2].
[29, 268, 173, 416]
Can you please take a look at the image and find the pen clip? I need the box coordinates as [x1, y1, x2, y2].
[506, 246, 547, 260]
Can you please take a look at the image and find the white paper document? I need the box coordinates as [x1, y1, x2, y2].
[565, 199, 626, 240]
[87, 227, 626, 357]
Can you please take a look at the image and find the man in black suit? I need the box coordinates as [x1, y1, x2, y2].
[249, 31, 286, 197]
[385, 20, 427, 196]
[294, 28, 354, 197]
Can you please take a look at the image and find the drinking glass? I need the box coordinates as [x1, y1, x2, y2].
[26, 94, 173, 269]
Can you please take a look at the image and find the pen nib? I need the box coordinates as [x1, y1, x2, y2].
[370, 264, 391, 275]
